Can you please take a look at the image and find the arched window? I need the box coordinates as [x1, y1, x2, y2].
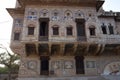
[101, 23, 107, 34]
[88, 11, 94, 18]
[89, 26, 96, 36]
[108, 23, 114, 34]
[64, 10, 73, 20]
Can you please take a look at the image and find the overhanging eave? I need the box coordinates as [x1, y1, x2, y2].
[17, 0, 97, 7]
[6, 8, 24, 17]
[96, 0, 105, 11]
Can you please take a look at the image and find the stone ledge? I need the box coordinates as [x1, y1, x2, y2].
[17, 75, 120, 80]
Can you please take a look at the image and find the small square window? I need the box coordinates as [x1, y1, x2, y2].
[53, 27, 59, 35]
[28, 27, 35, 35]
[67, 27, 73, 36]
[14, 33, 20, 40]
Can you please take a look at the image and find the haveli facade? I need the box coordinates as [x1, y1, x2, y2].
[7, 0, 120, 80]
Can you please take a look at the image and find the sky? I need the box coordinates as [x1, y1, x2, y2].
[0, 0, 120, 45]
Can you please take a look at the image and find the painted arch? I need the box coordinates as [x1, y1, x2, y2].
[103, 62, 120, 75]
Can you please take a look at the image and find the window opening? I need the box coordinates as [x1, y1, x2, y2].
[28, 27, 35, 35]
[75, 56, 85, 74]
[67, 27, 73, 36]
[40, 57, 49, 75]
[14, 33, 20, 40]
[53, 27, 59, 35]
[89, 27, 95, 36]
[108, 23, 114, 34]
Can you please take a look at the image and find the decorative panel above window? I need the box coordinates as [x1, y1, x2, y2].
[88, 11, 95, 18]
[27, 10, 37, 20]
[40, 9, 49, 17]
[51, 10, 59, 21]
[75, 10, 84, 18]
[64, 10, 73, 20]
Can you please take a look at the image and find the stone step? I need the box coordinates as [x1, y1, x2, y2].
[17, 76, 120, 80]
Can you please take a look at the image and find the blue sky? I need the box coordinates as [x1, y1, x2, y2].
[0, 0, 120, 45]
[103, 0, 120, 11]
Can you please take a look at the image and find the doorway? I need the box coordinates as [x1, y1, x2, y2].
[75, 19, 86, 41]
[75, 56, 85, 74]
[40, 56, 49, 75]
[39, 18, 49, 41]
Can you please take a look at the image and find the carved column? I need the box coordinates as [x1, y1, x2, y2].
[84, 44, 90, 56]
[98, 44, 105, 55]
[73, 44, 78, 55]
[49, 43, 52, 56]
[60, 44, 65, 56]
[94, 44, 101, 56]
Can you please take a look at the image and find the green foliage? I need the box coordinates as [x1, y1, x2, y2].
[0, 52, 20, 68]
[0, 67, 8, 73]
[0, 64, 19, 74]
[0, 44, 20, 74]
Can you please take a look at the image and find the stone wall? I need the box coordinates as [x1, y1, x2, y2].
[21, 5, 97, 42]
[10, 2, 120, 79]
[17, 55, 120, 77]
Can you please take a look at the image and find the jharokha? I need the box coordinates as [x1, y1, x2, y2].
[7, 0, 120, 80]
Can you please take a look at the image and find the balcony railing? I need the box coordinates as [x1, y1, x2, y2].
[38, 35, 120, 44]
[88, 35, 120, 44]
[39, 36, 48, 41]
[17, 75, 120, 80]
[77, 36, 87, 42]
